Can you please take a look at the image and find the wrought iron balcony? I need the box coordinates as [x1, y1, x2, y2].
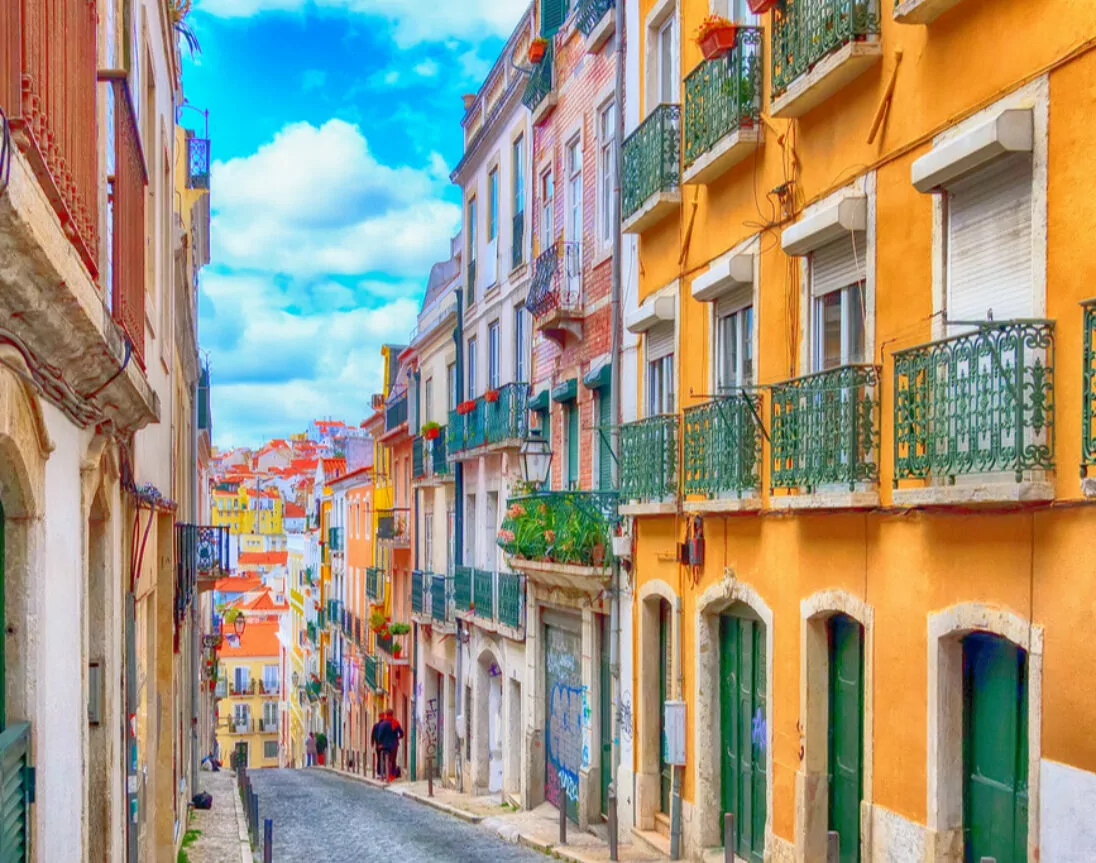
[411, 571, 426, 615]
[683, 28, 762, 171]
[326, 659, 341, 688]
[576, 0, 614, 35]
[412, 436, 427, 479]
[527, 242, 583, 330]
[375, 630, 407, 661]
[500, 491, 618, 569]
[771, 0, 882, 98]
[364, 654, 383, 693]
[454, 566, 473, 613]
[430, 433, 450, 477]
[473, 569, 495, 621]
[377, 508, 410, 546]
[894, 322, 1055, 484]
[522, 41, 554, 114]
[366, 567, 385, 602]
[175, 524, 230, 607]
[448, 383, 531, 456]
[620, 414, 679, 504]
[449, 567, 525, 633]
[682, 393, 763, 500]
[386, 391, 409, 433]
[328, 526, 344, 553]
[430, 574, 451, 624]
[187, 131, 211, 190]
[498, 573, 525, 630]
[306, 621, 318, 644]
[622, 103, 681, 226]
[1084, 302, 1096, 478]
[770, 364, 881, 493]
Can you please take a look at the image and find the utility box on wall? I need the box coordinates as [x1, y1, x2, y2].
[663, 701, 686, 766]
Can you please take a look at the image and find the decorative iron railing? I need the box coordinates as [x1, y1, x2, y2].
[386, 392, 408, 432]
[306, 621, 318, 644]
[326, 660, 341, 688]
[454, 566, 473, 613]
[187, 132, 211, 189]
[412, 436, 427, 479]
[364, 654, 382, 693]
[513, 210, 525, 269]
[111, 78, 149, 367]
[366, 567, 384, 602]
[522, 41, 554, 112]
[450, 384, 531, 454]
[473, 569, 495, 620]
[500, 491, 619, 568]
[682, 393, 763, 498]
[1083, 302, 1096, 476]
[328, 526, 344, 552]
[497, 573, 525, 630]
[411, 571, 425, 615]
[622, 103, 681, 223]
[770, 364, 881, 492]
[1, 0, 99, 273]
[430, 574, 450, 623]
[376, 630, 405, 660]
[620, 414, 679, 503]
[683, 28, 763, 169]
[771, 0, 881, 97]
[527, 242, 582, 319]
[576, 0, 615, 35]
[430, 432, 450, 476]
[894, 322, 1055, 484]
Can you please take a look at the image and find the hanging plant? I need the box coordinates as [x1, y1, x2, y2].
[695, 16, 737, 61]
[421, 421, 442, 440]
[484, 389, 500, 403]
[388, 622, 411, 636]
[528, 37, 549, 64]
[456, 399, 477, 416]
[369, 609, 387, 631]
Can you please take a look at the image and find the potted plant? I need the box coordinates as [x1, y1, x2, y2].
[484, 388, 500, 403]
[696, 15, 737, 60]
[528, 37, 548, 64]
[389, 622, 411, 636]
[421, 420, 442, 440]
[392, 643, 404, 658]
[315, 732, 328, 766]
[457, 399, 477, 416]
[747, 0, 779, 13]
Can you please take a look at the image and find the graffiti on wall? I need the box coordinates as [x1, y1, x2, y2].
[545, 626, 582, 810]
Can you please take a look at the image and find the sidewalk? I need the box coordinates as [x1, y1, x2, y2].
[320, 766, 666, 863]
[184, 769, 252, 863]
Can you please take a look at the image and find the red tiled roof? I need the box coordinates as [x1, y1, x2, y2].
[218, 621, 280, 658]
[238, 551, 288, 567]
[236, 589, 289, 612]
[214, 575, 263, 593]
[284, 502, 306, 518]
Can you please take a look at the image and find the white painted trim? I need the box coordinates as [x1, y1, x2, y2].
[626, 289, 678, 333]
[782, 197, 867, 257]
[704, 236, 761, 393]
[912, 108, 1033, 193]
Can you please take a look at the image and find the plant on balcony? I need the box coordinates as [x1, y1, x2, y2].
[370, 609, 390, 633]
[529, 37, 549, 63]
[457, 399, 477, 416]
[747, 0, 779, 12]
[498, 496, 612, 568]
[696, 15, 737, 60]
[388, 622, 411, 636]
[485, 389, 500, 403]
[421, 421, 442, 440]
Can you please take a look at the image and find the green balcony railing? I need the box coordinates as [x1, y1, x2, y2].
[485, 382, 532, 443]
[522, 41, 554, 112]
[620, 414, 679, 503]
[430, 574, 450, 623]
[770, 364, 881, 492]
[364, 654, 382, 693]
[305, 679, 322, 701]
[366, 567, 384, 602]
[497, 572, 525, 630]
[411, 570, 425, 615]
[454, 566, 473, 613]
[622, 103, 681, 223]
[1084, 302, 1096, 476]
[683, 392, 763, 498]
[328, 526, 343, 552]
[386, 391, 408, 432]
[412, 436, 426, 479]
[499, 491, 618, 568]
[326, 659, 341, 688]
[0, 722, 31, 859]
[473, 569, 495, 620]
[576, 0, 614, 35]
[684, 28, 762, 170]
[894, 322, 1055, 484]
[431, 432, 450, 476]
[771, 0, 881, 97]
[376, 630, 406, 660]
[306, 621, 318, 644]
[464, 399, 486, 450]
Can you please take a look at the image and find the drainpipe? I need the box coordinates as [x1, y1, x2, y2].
[454, 282, 466, 786]
[670, 595, 684, 860]
[410, 484, 419, 781]
[190, 368, 201, 796]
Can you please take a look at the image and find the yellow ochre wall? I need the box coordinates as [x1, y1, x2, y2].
[630, 0, 1096, 850]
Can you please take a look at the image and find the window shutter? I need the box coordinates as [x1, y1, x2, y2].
[598, 389, 612, 490]
[541, 0, 569, 37]
[647, 322, 674, 362]
[715, 284, 751, 319]
[810, 233, 865, 298]
[947, 155, 1034, 326]
[567, 403, 579, 487]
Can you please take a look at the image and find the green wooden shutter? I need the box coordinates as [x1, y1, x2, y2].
[720, 616, 739, 837]
[963, 633, 1028, 863]
[0, 499, 5, 730]
[540, 0, 570, 37]
[598, 390, 612, 490]
[828, 615, 864, 863]
[567, 403, 579, 488]
[658, 600, 671, 814]
[600, 614, 612, 815]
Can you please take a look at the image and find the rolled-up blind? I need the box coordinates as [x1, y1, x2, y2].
[647, 322, 674, 362]
[810, 233, 865, 298]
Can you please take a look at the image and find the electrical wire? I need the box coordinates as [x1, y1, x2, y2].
[0, 107, 11, 200]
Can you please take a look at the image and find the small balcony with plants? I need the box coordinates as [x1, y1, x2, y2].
[682, 391, 764, 512]
[371, 610, 411, 664]
[622, 103, 682, 234]
[893, 321, 1055, 505]
[522, 39, 556, 125]
[453, 566, 527, 638]
[769, 0, 882, 119]
[363, 654, 384, 694]
[576, 0, 615, 52]
[619, 414, 680, 514]
[498, 492, 618, 595]
[414, 424, 452, 484]
[769, 363, 882, 508]
[527, 241, 584, 346]
[376, 508, 411, 548]
[448, 383, 531, 458]
[683, 24, 763, 186]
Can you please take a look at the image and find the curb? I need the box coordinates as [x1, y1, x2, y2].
[393, 787, 484, 824]
[315, 764, 389, 790]
[228, 772, 253, 863]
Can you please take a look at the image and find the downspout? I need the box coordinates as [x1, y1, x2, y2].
[190, 370, 200, 796]
[454, 284, 466, 790]
[410, 482, 419, 781]
[671, 593, 684, 860]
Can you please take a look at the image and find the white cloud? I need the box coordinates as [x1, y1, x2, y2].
[210, 119, 460, 278]
[413, 58, 439, 78]
[195, 0, 528, 47]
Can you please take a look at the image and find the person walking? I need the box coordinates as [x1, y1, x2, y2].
[384, 710, 405, 781]
[305, 732, 317, 768]
[371, 712, 390, 779]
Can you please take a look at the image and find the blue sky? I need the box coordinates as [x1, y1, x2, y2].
[182, 0, 529, 448]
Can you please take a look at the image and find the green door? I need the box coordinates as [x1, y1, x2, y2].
[828, 615, 864, 863]
[598, 390, 612, 490]
[600, 614, 612, 816]
[963, 633, 1028, 863]
[0, 499, 5, 730]
[719, 613, 766, 862]
[658, 599, 671, 815]
[566, 403, 579, 488]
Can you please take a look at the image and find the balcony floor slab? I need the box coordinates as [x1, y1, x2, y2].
[531, 92, 558, 126]
[894, 0, 967, 24]
[771, 38, 882, 119]
[622, 190, 681, 235]
[892, 479, 1055, 508]
[508, 557, 611, 596]
[619, 501, 677, 516]
[683, 125, 762, 186]
[769, 489, 880, 511]
[683, 495, 762, 514]
[585, 11, 615, 54]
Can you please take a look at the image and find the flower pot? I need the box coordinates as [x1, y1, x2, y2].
[456, 400, 476, 416]
[611, 534, 631, 559]
[423, 426, 441, 441]
[529, 39, 548, 64]
[317, 752, 326, 765]
[699, 25, 737, 60]
[747, 0, 779, 12]
[485, 389, 500, 403]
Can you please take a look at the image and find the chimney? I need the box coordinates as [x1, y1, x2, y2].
[462, 93, 477, 111]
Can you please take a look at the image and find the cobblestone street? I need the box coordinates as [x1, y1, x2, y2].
[249, 769, 548, 862]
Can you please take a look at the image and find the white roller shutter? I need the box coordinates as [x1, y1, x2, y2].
[647, 322, 674, 362]
[714, 284, 752, 319]
[810, 233, 865, 297]
[946, 154, 1033, 327]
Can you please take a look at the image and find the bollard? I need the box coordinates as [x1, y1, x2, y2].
[263, 818, 273, 863]
[723, 813, 735, 863]
[607, 790, 618, 862]
[250, 794, 259, 846]
[427, 756, 434, 798]
[826, 831, 840, 863]
[559, 788, 567, 846]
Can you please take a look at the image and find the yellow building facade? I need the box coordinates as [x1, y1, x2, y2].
[622, 0, 1096, 860]
[215, 621, 282, 770]
[211, 485, 284, 535]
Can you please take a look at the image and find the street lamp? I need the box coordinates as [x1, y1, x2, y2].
[520, 429, 553, 489]
[233, 612, 246, 638]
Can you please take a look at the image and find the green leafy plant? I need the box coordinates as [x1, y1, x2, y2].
[388, 622, 411, 636]
[498, 494, 612, 567]
[315, 732, 328, 754]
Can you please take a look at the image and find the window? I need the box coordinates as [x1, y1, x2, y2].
[264, 741, 279, 759]
[233, 666, 249, 693]
[565, 403, 579, 489]
[467, 196, 478, 302]
[488, 321, 501, 390]
[566, 137, 583, 243]
[447, 363, 457, 411]
[646, 323, 675, 415]
[809, 235, 866, 371]
[712, 0, 759, 24]
[716, 296, 753, 391]
[263, 664, 279, 693]
[540, 169, 555, 251]
[488, 168, 499, 241]
[467, 337, 478, 398]
[515, 305, 528, 383]
[599, 101, 616, 246]
[262, 701, 278, 730]
[423, 377, 433, 425]
[657, 16, 676, 105]
[233, 703, 249, 726]
[424, 508, 433, 572]
[513, 136, 525, 213]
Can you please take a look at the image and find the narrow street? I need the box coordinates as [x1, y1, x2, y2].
[249, 769, 547, 862]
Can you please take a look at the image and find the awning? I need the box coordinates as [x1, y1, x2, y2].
[583, 362, 611, 391]
[551, 378, 578, 403]
[528, 389, 551, 412]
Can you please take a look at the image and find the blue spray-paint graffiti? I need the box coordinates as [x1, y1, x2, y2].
[545, 625, 583, 817]
[751, 707, 766, 752]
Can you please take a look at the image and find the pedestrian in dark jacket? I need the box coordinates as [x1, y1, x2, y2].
[371, 713, 391, 778]
[385, 711, 405, 781]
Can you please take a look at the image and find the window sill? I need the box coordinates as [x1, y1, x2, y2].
[585, 9, 615, 55]
[893, 0, 966, 24]
[682, 495, 761, 514]
[771, 38, 882, 120]
[682, 124, 762, 187]
[622, 189, 681, 235]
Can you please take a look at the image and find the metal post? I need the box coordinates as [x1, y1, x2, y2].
[427, 755, 434, 797]
[250, 794, 259, 846]
[263, 819, 273, 863]
[670, 765, 682, 860]
[558, 772, 567, 846]
[723, 813, 735, 863]
[826, 831, 840, 863]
